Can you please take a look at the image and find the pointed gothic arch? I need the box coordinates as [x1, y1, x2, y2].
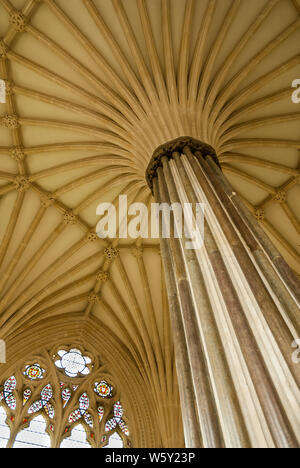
[0, 312, 162, 447]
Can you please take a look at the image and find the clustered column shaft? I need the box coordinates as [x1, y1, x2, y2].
[146, 137, 300, 448]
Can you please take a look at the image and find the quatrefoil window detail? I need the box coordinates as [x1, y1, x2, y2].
[54, 349, 92, 377]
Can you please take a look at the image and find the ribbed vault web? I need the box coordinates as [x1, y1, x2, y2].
[0, 0, 299, 447]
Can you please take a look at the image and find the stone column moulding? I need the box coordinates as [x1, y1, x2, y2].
[146, 137, 300, 449]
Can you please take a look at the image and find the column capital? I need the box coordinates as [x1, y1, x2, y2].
[145, 136, 219, 192]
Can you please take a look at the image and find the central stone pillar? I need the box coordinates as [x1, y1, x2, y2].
[146, 137, 300, 449]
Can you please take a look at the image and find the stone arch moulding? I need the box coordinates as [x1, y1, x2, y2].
[0, 312, 159, 448]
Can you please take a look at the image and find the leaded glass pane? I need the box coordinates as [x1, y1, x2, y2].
[0, 407, 10, 448]
[60, 424, 91, 449]
[24, 364, 45, 381]
[55, 349, 91, 377]
[105, 432, 124, 448]
[13, 416, 51, 448]
[114, 402, 123, 422]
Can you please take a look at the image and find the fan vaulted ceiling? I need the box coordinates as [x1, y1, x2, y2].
[0, 0, 299, 446]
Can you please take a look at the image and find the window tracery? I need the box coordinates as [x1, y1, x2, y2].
[0, 345, 130, 448]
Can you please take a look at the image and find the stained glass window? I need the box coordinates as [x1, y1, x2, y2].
[94, 380, 113, 398]
[23, 389, 32, 406]
[67, 392, 94, 430]
[1, 376, 17, 410]
[28, 384, 54, 419]
[23, 364, 46, 381]
[98, 406, 104, 422]
[105, 402, 130, 437]
[61, 388, 71, 408]
[0, 347, 130, 448]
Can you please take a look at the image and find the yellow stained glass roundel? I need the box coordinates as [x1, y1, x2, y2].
[24, 364, 45, 381]
[94, 381, 113, 399]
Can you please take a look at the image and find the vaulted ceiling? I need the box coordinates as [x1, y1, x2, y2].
[0, 0, 299, 447]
